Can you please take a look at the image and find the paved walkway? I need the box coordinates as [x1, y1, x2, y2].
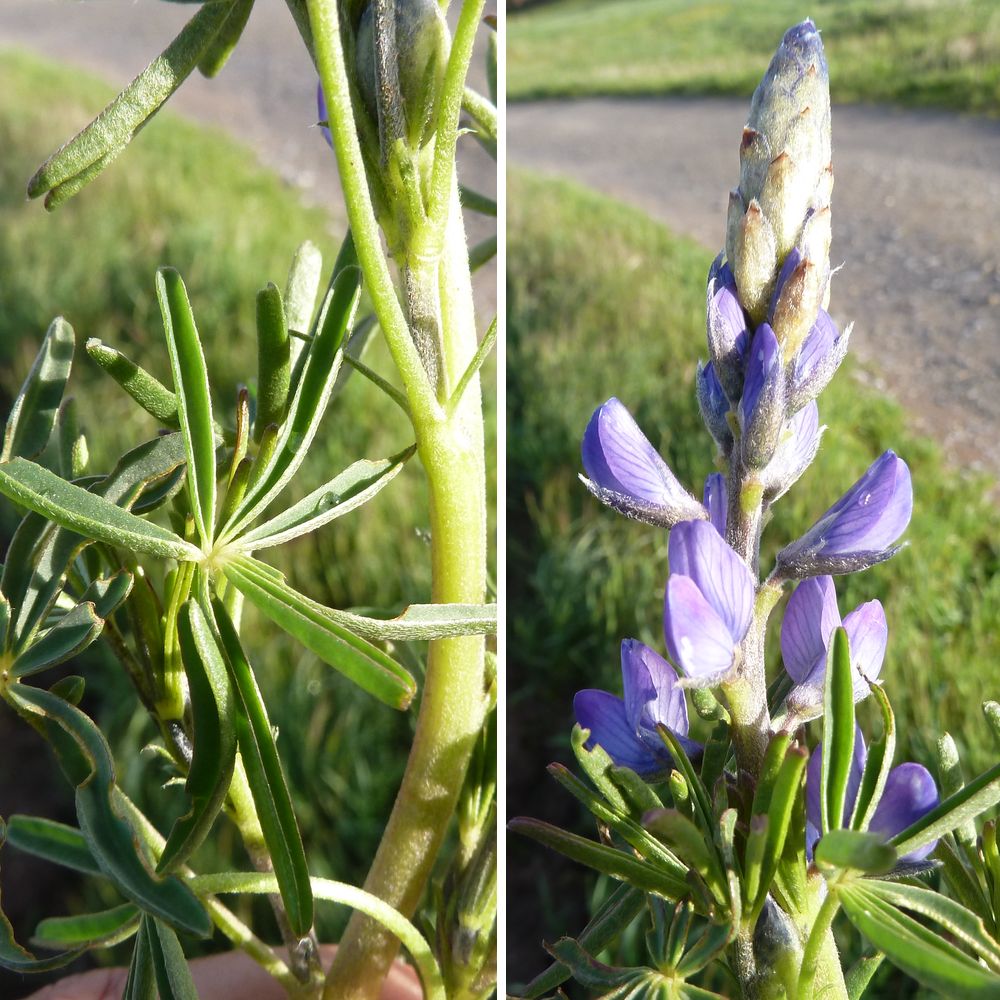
[510, 97, 1000, 478]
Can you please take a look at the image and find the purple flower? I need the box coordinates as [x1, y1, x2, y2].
[663, 520, 755, 688]
[581, 398, 706, 528]
[696, 361, 733, 453]
[781, 576, 887, 720]
[703, 473, 727, 535]
[739, 324, 786, 468]
[788, 310, 851, 413]
[776, 451, 913, 577]
[574, 639, 700, 776]
[762, 400, 823, 502]
[706, 256, 749, 404]
[806, 727, 939, 862]
[317, 81, 333, 148]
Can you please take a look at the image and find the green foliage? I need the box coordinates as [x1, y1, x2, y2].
[508, 0, 1000, 112]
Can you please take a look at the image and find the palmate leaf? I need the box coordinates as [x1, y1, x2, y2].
[156, 602, 236, 873]
[0, 458, 201, 562]
[157, 268, 216, 548]
[7, 684, 210, 937]
[838, 881, 1000, 997]
[207, 599, 313, 937]
[223, 556, 416, 709]
[234, 447, 415, 550]
[2, 317, 75, 463]
[27, 1, 237, 208]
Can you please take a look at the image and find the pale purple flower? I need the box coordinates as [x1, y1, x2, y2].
[703, 473, 727, 535]
[574, 639, 700, 776]
[776, 451, 913, 577]
[706, 255, 749, 404]
[663, 520, 755, 688]
[696, 361, 732, 453]
[781, 575, 887, 720]
[806, 727, 939, 862]
[739, 324, 786, 467]
[317, 82, 333, 148]
[581, 398, 706, 528]
[762, 400, 823, 501]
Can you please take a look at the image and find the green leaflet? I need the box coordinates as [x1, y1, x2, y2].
[508, 818, 688, 899]
[8, 685, 210, 938]
[0, 458, 201, 562]
[235, 447, 415, 550]
[2, 318, 75, 463]
[34, 904, 139, 949]
[821, 627, 855, 834]
[222, 263, 362, 537]
[123, 917, 156, 1000]
[5, 815, 103, 877]
[208, 599, 313, 937]
[254, 282, 292, 440]
[157, 268, 217, 548]
[814, 829, 896, 875]
[27, 2, 235, 206]
[223, 556, 416, 709]
[850, 684, 896, 833]
[839, 882, 1000, 997]
[197, 0, 255, 78]
[85, 339, 180, 427]
[157, 602, 236, 873]
[518, 884, 646, 999]
[11, 602, 104, 679]
[147, 916, 200, 1000]
[283, 240, 323, 368]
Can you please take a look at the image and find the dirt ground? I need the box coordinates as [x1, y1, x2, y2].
[510, 96, 1000, 481]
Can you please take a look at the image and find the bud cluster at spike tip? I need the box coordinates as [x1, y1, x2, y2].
[726, 17, 833, 348]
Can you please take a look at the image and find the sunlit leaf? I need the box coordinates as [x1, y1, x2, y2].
[33, 904, 139, 950]
[197, 0, 254, 78]
[821, 627, 855, 835]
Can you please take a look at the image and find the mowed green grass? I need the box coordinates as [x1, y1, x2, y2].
[508, 168, 1000, 786]
[0, 47, 494, 957]
[508, 0, 1000, 111]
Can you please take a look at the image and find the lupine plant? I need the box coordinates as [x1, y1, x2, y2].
[0, 2, 496, 999]
[511, 21, 1000, 1000]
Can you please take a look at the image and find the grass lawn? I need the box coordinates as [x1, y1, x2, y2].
[508, 0, 1000, 111]
[507, 168, 1000, 986]
[0, 47, 495, 982]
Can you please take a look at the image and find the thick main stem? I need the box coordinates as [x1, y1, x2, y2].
[323, 185, 487, 999]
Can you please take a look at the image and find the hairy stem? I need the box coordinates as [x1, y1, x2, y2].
[323, 183, 487, 1000]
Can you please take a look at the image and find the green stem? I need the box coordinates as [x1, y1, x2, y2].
[308, 0, 437, 420]
[796, 890, 842, 1000]
[323, 181, 487, 1000]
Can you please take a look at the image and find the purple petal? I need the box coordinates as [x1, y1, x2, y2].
[842, 600, 888, 694]
[703, 473, 727, 536]
[794, 310, 838, 383]
[668, 521, 754, 643]
[869, 763, 940, 861]
[582, 399, 703, 519]
[574, 689, 658, 775]
[621, 639, 689, 737]
[778, 451, 913, 573]
[763, 400, 822, 499]
[805, 727, 867, 835]
[781, 576, 841, 684]
[316, 81, 333, 149]
[739, 324, 781, 433]
[663, 575, 738, 683]
[770, 248, 802, 318]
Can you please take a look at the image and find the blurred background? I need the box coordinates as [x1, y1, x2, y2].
[507, 1, 1000, 996]
[0, 4, 495, 997]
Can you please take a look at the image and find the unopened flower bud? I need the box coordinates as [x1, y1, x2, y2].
[355, 0, 451, 149]
[739, 325, 786, 469]
[727, 20, 832, 326]
[696, 362, 733, 456]
[706, 255, 749, 404]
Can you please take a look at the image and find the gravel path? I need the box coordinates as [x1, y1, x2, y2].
[0, 0, 496, 320]
[510, 97, 1000, 479]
